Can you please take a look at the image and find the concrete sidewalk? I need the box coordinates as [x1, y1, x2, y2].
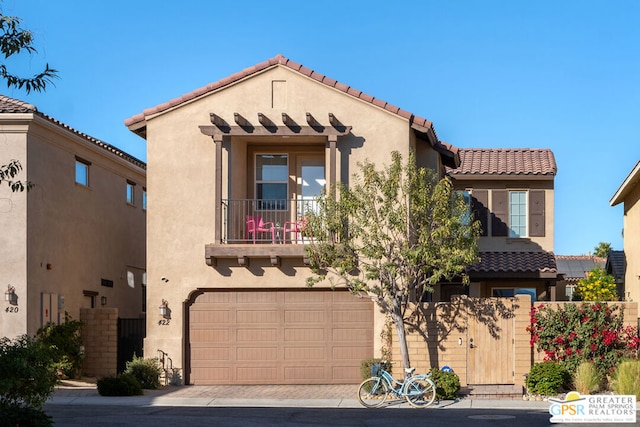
[47, 380, 552, 410]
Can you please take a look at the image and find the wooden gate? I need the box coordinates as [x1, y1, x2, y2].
[466, 297, 515, 384]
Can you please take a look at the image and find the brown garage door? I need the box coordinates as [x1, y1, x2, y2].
[188, 289, 373, 385]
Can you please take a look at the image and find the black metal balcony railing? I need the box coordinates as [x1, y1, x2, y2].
[221, 199, 318, 244]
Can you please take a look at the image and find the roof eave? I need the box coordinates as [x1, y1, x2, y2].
[449, 173, 556, 181]
[610, 160, 640, 206]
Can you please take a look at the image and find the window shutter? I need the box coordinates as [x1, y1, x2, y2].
[471, 190, 489, 236]
[529, 190, 545, 237]
[491, 190, 509, 236]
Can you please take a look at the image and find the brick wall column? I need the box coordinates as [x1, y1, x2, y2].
[80, 307, 118, 378]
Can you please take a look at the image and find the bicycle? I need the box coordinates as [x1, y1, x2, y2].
[356, 361, 436, 408]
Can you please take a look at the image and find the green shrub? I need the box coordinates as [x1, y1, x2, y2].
[124, 356, 162, 389]
[0, 335, 58, 408]
[429, 368, 460, 399]
[526, 362, 570, 396]
[0, 403, 53, 427]
[612, 359, 640, 400]
[573, 361, 601, 395]
[360, 358, 391, 380]
[36, 313, 84, 379]
[97, 373, 143, 396]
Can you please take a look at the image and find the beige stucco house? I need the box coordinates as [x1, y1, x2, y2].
[0, 95, 146, 341]
[611, 160, 640, 303]
[125, 54, 462, 385]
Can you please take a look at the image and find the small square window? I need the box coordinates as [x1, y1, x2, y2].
[75, 159, 90, 186]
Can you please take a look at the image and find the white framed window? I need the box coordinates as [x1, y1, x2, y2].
[509, 191, 527, 237]
[255, 154, 288, 210]
[126, 181, 136, 205]
[75, 157, 90, 186]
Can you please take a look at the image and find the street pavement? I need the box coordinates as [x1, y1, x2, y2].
[46, 380, 640, 426]
[48, 379, 551, 410]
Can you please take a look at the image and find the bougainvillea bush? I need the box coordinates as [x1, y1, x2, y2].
[527, 302, 640, 379]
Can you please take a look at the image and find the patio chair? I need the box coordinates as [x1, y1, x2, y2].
[246, 215, 276, 244]
[283, 217, 312, 244]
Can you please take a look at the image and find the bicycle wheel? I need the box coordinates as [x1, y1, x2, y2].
[357, 377, 389, 408]
[404, 376, 436, 408]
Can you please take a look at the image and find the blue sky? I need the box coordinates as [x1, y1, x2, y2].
[7, 0, 640, 255]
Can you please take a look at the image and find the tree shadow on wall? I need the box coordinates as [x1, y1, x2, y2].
[403, 296, 519, 369]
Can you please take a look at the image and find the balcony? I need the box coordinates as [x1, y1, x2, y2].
[205, 198, 318, 267]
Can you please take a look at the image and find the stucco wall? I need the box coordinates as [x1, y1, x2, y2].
[623, 183, 640, 303]
[0, 120, 29, 338]
[452, 179, 555, 253]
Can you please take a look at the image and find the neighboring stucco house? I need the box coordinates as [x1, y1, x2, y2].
[611, 161, 640, 304]
[0, 95, 146, 341]
[124, 54, 461, 385]
[446, 148, 559, 301]
[555, 255, 606, 301]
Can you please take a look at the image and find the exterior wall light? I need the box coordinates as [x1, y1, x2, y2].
[159, 299, 169, 318]
[101, 296, 107, 306]
[5, 285, 17, 305]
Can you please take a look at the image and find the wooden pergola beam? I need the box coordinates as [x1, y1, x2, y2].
[328, 113, 345, 131]
[210, 113, 228, 128]
[282, 112, 297, 127]
[306, 112, 324, 131]
[258, 113, 277, 133]
[234, 112, 253, 130]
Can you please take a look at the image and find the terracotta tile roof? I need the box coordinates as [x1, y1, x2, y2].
[468, 251, 557, 274]
[0, 96, 37, 112]
[0, 95, 145, 170]
[447, 148, 557, 177]
[123, 54, 458, 165]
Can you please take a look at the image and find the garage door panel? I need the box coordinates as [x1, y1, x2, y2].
[332, 327, 372, 342]
[191, 367, 230, 383]
[333, 345, 372, 360]
[189, 290, 373, 384]
[284, 292, 326, 304]
[332, 366, 362, 381]
[284, 328, 324, 341]
[284, 310, 325, 323]
[191, 329, 230, 342]
[236, 366, 278, 381]
[237, 310, 278, 323]
[190, 310, 230, 324]
[237, 328, 278, 342]
[333, 309, 373, 323]
[237, 292, 278, 304]
[237, 347, 277, 361]
[284, 347, 326, 360]
[284, 366, 326, 380]
[196, 292, 232, 304]
[191, 347, 230, 362]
